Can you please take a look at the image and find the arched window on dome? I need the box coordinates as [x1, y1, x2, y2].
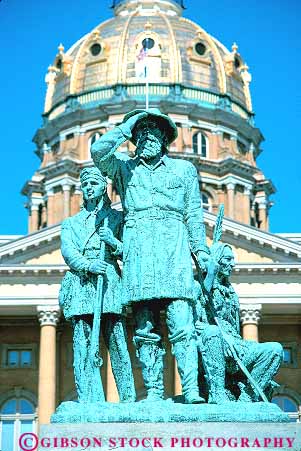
[193, 132, 208, 157]
[0, 395, 37, 451]
[201, 192, 211, 212]
[272, 396, 299, 422]
[135, 36, 162, 82]
[88, 132, 102, 159]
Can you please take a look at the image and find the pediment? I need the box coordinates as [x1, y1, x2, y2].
[0, 209, 300, 266]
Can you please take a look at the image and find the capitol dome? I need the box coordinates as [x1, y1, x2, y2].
[26, 0, 274, 235]
[45, 0, 252, 116]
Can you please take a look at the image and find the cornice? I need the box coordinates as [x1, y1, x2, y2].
[39, 158, 80, 181]
[21, 179, 45, 197]
[232, 263, 301, 274]
[255, 178, 276, 196]
[0, 264, 66, 275]
[0, 209, 300, 263]
[1, 263, 301, 276]
[204, 210, 301, 258]
[170, 154, 258, 181]
[0, 224, 61, 262]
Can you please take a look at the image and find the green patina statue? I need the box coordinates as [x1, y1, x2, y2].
[91, 109, 209, 404]
[52, 110, 288, 424]
[59, 167, 135, 403]
[195, 242, 283, 405]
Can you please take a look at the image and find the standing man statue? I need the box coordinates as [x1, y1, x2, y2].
[195, 243, 283, 404]
[59, 167, 136, 403]
[91, 109, 209, 403]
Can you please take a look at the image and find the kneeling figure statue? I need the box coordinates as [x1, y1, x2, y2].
[195, 243, 283, 404]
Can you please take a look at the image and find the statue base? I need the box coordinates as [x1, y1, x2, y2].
[41, 421, 300, 451]
[51, 400, 289, 423]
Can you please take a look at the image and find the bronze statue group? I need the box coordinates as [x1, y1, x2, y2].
[59, 109, 283, 407]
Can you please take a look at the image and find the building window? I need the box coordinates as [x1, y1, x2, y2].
[89, 132, 102, 150]
[142, 38, 155, 50]
[272, 396, 299, 422]
[90, 43, 102, 56]
[192, 132, 208, 157]
[280, 343, 297, 368]
[1, 345, 37, 369]
[0, 396, 37, 451]
[195, 42, 206, 56]
[237, 141, 246, 154]
[52, 142, 60, 154]
[7, 350, 31, 368]
[201, 192, 211, 211]
[283, 347, 293, 365]
[234, 56, 241, 69]
[56, 58, 62, 70]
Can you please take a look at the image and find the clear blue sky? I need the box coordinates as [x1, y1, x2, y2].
[0, 0, 300, 234]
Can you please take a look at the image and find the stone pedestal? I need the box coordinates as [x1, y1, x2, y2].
[40, 421, 301, 451]
[51, 400, 288, 423]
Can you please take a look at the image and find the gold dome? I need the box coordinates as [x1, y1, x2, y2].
[45, 0, 252, 115]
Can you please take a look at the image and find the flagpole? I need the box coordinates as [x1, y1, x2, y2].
[146, 64, 149, 111]
[145, 38, 149, 111]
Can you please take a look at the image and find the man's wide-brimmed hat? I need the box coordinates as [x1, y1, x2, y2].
[122, 108, 178, 146]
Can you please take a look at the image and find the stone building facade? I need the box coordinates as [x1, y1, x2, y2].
[0, 0, 300, 445]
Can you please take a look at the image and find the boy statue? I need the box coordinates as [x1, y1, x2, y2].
[59, 167, 136, 403]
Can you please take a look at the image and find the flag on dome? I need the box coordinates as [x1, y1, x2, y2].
[136, 43, 148, 80]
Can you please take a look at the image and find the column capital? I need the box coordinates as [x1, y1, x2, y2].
[74, 182, 82, 195]
[46, 188, 54, 197]
[31, 196, 43, 209]
[37, 306, 60, 326]
[62, 184, 72, 192]
[240, 304, 262, 326]
[227, 182, 236, 191]
[258, 200, 268, 210]
[42, 143, 52, 153]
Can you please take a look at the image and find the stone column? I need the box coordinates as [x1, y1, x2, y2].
[62, 184, 71, 218]
[41, 204, 47, 227]
[46, 188, 55, 226]
[258, 201, 268, 231]
[230, 135, 237, 154]
[37, 306, 60, 425]
[72, 183, 82, 214]
[211, 130, 222, 159]
[227, 182, 235, 219]
[243, 187, 251, 225]
[29, 197, 43, 233]
[106, 350, 119, 402]
[30, 205, 39, 233]
[240, 304, 262, 342]
[182, 125, 192, 153]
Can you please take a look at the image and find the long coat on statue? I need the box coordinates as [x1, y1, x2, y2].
[91, 126, 207, 304]
[59, 206, 124, 320]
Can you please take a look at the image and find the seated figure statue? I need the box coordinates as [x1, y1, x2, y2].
[59, 167, 136, 403]
[194, 242, 283, 404]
